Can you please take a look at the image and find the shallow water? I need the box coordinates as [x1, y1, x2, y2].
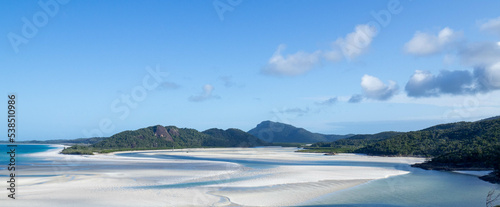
[120, 148, 500, 207]
[3, 145, 499, 206]
[301, 166, 498, 207]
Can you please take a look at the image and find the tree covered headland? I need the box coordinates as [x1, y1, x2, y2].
[62, 125, 267, 154]
[302, 116, 500, 181]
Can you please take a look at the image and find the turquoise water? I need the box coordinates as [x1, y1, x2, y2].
[0, 144, 56, 156]
[0, 144, 56, 168]
[1, 145, 498, 206]
[301, 166, 498, 207]
[120, 150, 500, 207]
[133, 175, 263, 189]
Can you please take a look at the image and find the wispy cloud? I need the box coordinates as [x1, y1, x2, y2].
[404, 27, 462, 56]
[316, 97, 338, 105]
[278, 107, 310, 116]
[334, 24, 377, 60]
[262, 44, 322, 76]
[478, 16, 500, 37]
[459, 42, 500, 67]
[262, 24, 377, 76]
[348, 94, 364, 103]
[188, 84, 220, 102]
[219, 76, 244, 88]
[160, 82, 180, 90]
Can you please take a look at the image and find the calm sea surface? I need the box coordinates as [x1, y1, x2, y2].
[1, 145, 498, 206]
[120, 148, 500, 207]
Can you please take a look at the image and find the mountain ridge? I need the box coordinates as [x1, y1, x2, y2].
[247, 120, 353, 143]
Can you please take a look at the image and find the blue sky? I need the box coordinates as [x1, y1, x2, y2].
[2, 0, 500, 140]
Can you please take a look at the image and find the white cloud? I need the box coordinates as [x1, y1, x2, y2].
[404, 27, 461, 56]
[323, 49, 342, 62]
[189, 84, 219, 102]
[262, 44, 321, 76]
[475, 62, 500, 91]
[361, 75, 399, 100]
[263, 24, 378, 76]
[405, 70, 475, 97]
[404, 62, 500, 97]
[335, 24, 377, 60]
[459, 42, 500, 67]
[479, 16, 500, 37]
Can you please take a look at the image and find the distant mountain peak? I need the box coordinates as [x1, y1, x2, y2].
[248, 120, 350, 143]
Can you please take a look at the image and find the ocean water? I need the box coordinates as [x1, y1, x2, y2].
[0, 144, 56, 169]
[1, 145, 498, 206]
[300, 167, 498, 207]
[120, 149, 500, 207]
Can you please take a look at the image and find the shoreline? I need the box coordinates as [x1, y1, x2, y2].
[7, 147, 426, 206]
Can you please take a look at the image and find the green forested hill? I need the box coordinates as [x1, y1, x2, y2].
[248, 120, 352, 143]
[305, 131, 402, 152]
[355, 117, 500, 177]
[357, 118, 500, 158]
[302, 117, 500, 180]
[63, 125, 267, 154]
[202, 128, 267, 147]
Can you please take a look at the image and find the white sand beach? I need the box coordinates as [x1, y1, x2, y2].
[3, 146, 425, 206]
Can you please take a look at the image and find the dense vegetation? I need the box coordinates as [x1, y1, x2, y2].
[300, 131, 402, 153]
[60, 145, 94, 155]
[202, 128, 267, 147]
[357, 119, 500, 160]
[248, 120, 352, 143]
[304, 117, 500, 181]
[62, 125, 267, 154]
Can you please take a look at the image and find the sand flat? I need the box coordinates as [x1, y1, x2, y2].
[4, 146, 424, 206]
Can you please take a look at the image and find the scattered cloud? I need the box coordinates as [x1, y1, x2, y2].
[278, 107, 310, 116]
[478, 16, 500, 37]
[348, 94, 364, 103]
[459, 41, 500, 67]
[160, 82, 180, 90]
[405, 70, 474, 97]
[405, 63, 500, 97]
[263, 24, 377, 76]
[401, 21, 500, 98]
[334, 24, 377, 60]
[404, 27, 462, 56]
[262, 44, 322, 76]
[316, 97, 338, 105]
[361, 75, 399, 100]
[219, 76, 244, 88]
[475, 62, 500, 91]
[188, 84, 220, 102]
[322, 50, 342, 62]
